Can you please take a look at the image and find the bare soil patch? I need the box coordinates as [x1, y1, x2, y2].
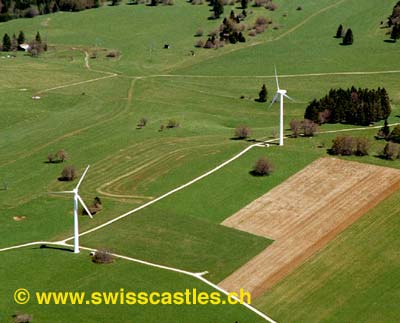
[220, 157, 400, 299]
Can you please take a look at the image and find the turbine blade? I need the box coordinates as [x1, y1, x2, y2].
[77, 194, 93, 219]
[269, 93, 280, 108]
[283, 93, 295, 102]
[274, 65, 280, 91]
[49, 191, 74, 194]
[75, 165, 90, 190]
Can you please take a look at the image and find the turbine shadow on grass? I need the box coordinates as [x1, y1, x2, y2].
[38, 244, 74, 253]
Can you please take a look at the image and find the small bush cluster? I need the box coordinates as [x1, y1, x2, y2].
[330, 136, 370, 156]
[198, 10, 247, 48]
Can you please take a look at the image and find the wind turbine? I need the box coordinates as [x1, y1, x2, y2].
[270, 66, 294, 146]
[50, 166, 93, 254]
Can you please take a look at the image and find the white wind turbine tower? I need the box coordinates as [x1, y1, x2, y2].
[50, 166, 93, 254]
[270, 66, 294, 146]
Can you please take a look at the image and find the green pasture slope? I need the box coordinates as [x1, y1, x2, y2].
[0, 0, 399, 321]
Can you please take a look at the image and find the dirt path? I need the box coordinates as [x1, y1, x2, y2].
[220, 158, 400, 299]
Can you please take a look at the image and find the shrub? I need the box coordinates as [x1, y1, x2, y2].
[195, 39, 205, 48]
[60, 165, 77, 181]
[106, 50, 119, 58]
[92, 249, 115, 264]
[252, 157, 274, 176]
[255, 24, 266, 33]
[234, 125, 251, 139]
[159, 124, 165, 132]
[255, 16, 268, 26]
[47, 154, 55, 163]
[167, 119, 179, 128]
[56, 149, 68, 162]
[195, 28, 204, 37]
[296, 5, 302, 10]
[266, 2, 278, 10]
[87, 197, 103, 215]
[137, 117, 148, 128]
[13, 313, 33, 323]
[248, 30, 257, 37]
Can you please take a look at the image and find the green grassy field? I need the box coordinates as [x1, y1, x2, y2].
[0, 0, 400, 321]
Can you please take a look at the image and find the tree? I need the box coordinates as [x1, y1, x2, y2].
[342, 28, 353, 45]
[2, 33, 11, 51]
[11, 33, 18, 51]
[35, 31, 42, 43]
[47, 154, 55, 163]
[56, 149, 68, 162]
[241, 0, 248, 9]
[213, 0, 224, 19]
[382, 142, 399, 160]
[290, 120, 302, 138]
[389, 125, 400, 143]
[355, 137, 370, 156]
[234, 125, 251, 139]
[335, 24, 343, 38]
[258, 84, 267, 102]
[111, 0, 121, 5]
[331, 136, 355, 156]
[17, 31, 25, 45]
[60, 166, 76, 181]
[252, 157, 274, 176]
[376, 119, 390, 139]
[390, 24, 400, 42]
[302, 119, 319, 137]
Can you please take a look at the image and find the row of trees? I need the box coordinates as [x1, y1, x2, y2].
[2, 31, 47, 56]
[330, 136, 370, 156]
[304, 87, 391, 126]
[0, 0, 103, 22]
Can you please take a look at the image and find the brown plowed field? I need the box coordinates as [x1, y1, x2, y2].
[220, 158, 400, 299]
